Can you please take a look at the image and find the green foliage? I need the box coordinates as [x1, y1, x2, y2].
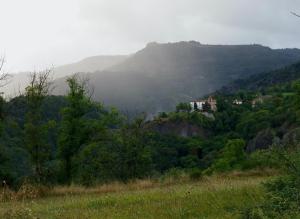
[211, 139, 246, 172]
[0, 145, 15, 184]
[58, 75, 94, 184]
[176, 102, 191, 113]
[264, 175, 300, 214]
[1, 61, 300, 189]
[180, 155, 200, 169]
[260, 149, 300, 216]
[75, 142, 119, 186]
[167, 111, 213, 129]
[117, 117, 153, 181]
[24, 71, 52, 184]
[243, 149, 280, 170]
[236, 110, 272, 140]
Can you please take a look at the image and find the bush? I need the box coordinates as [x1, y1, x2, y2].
[211, 139, 246, 172]
[255, 149, 300, 217]
[2, 206, 35, 219]
[161, 168, 185, 182]
[180, 155, 200, 169]
[16, 181, 49, 200]
[189, 169, 203, 181]
[243, 149, 280, 170]
[241, 207, 268, 219]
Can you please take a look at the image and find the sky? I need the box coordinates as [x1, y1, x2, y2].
[0, 0, 300, 72]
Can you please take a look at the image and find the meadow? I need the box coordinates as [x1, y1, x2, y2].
[0, 172, 272, 219]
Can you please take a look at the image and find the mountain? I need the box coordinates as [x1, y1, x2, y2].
[2, 55, 128, 98]
[218, 61, 300, 94]
[52, 55, 128, 78]
[53, 41, 300, 114]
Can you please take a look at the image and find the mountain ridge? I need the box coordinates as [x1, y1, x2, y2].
[2, 55, 128, 98]
[51, 41, 300, 114]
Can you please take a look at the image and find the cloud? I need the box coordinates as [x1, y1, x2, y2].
[0, 0, 299, 71]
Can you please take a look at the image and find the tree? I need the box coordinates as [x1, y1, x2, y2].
[118, 116, 153, 181]
[24, 70, 53, 183]
[212, 139, 246, 172]
[176, 103, 191, 113]
[292, 80, 300, 107]
[58, 74, 92, 184]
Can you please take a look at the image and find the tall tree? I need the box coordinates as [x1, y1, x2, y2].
[118, 116, 153, 181]
[58, 74, 92, 184]
[24, 70, 52, 183]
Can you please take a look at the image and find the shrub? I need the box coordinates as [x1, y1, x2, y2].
[0, 186, 14, 202]
[180, 155, 200, 169]
[189, 169, 203, 181]
[1, 206, 35, 219]
[263, 175, 300, 214]
[161, 168, 185, 182]
[16, 181, 49, 200]
[211, 139, 246, 172]
[243, 149, 280, 170]
[256, 149, 300, 217]
[241, 207, 268, 219]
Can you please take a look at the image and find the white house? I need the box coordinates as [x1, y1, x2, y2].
[190, 100, 206, 111]
[190, 96, 217, 112]
[233, 99, 243, 105]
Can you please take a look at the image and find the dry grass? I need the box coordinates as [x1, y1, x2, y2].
[0, 170, 277, 219]
[51, 179, 156, 197]
[49, 169, 276, 197]
[0, 182, 49, 202]
[0, 169, 276, 202]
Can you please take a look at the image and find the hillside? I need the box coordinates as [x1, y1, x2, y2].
[54, 41, 300, 114]
[53, 55, 128, 78]
[2, 55, 127, 97]
[218, 61, 300, 94]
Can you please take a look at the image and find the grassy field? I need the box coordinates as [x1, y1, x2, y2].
[0, 173, 271, 219]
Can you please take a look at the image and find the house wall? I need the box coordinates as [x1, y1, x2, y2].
[190, 101, 205, 111]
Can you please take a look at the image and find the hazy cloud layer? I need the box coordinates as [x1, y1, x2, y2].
[0, 0, 299, 72]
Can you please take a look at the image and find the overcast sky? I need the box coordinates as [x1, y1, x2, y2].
[0, 0, 300, 72]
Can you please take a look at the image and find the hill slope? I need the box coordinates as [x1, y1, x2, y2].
[54, 42, 300, 114]
[3, 55, 128, 97]
[218, 61, 300, 94]
[53, 55, 128, 78]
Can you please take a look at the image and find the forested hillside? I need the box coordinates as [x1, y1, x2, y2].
[1, 63, 300, 185]
[219, 61, 300, 94]
[1, 61, 300, 217]
[53, 42, 300, 114]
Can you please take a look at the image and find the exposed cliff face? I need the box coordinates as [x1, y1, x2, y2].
[282, 128, 300, 147]
[246, 129, 276, 152]
[145, 119, 210, 138]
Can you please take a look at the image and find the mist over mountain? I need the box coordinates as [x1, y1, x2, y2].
[53, 55, 128, 78]
[2, 55, 127, 97]
[53, 41, 300, 114]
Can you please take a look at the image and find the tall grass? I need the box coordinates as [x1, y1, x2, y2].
[0, 171, 272, 219]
